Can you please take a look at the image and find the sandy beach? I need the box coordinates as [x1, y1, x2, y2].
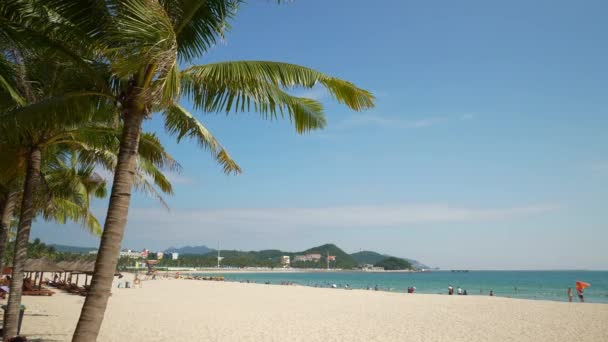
[4, 275, 606, 342]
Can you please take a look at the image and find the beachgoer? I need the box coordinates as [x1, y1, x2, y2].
[457, 287, 463, 295]
[412, 286, 416, 293]
[374, 285, 378, 291]
[567, 288, 573, 302]
[448, 285, 453, 295]
[577, 287, 584, 302]
[463, 289, 467, 295]
[489, 290, 494, 296]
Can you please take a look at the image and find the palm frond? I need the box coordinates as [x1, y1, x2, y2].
[183, 61, 375, 112]
[0, 54, 24, 105]
[162, 104, 241, 174]
[0, 92, 115, 134]
[160, 0, 240, 62]
[138, 132, 180, 172]
[109, 0, 176, 82]
[137, 157, 173, 195]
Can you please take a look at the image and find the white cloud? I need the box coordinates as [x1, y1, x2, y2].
[121, 203, 558, 233]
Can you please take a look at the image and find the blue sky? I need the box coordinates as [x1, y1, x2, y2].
[33, 0, 607, 270]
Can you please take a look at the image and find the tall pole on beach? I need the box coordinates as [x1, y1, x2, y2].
[217, 242, 221, 269]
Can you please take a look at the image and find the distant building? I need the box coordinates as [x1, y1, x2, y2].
[281, 256, 290, 266]
[294, 254, 322, 262]
[361, 264, 384, 271]
[118, 249, 144, 258]
[327, 255, 336, 261]
[140, 249, 150, 258]
[171, 252, 179, 260]
[157, 252, 164, 260]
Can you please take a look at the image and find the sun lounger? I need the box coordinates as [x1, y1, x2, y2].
[22, 279, 54, 296]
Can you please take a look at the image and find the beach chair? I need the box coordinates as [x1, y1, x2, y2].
[22, 279, 54, 296]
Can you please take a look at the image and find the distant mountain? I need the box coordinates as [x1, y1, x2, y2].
[404, 258, 429, 270]
[50, 244, 97, 254]
[351, 250, 428, 270]
[165, 245, 215, 255]
[374, 257, 412, 270]
[297, 243, 358, 269]
[350, 251, 389, 265]
[149, 243, 426, 270]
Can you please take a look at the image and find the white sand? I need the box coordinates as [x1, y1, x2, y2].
[6, 276, 608, 342]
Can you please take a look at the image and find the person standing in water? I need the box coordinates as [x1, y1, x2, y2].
[567, 288, 573, 302]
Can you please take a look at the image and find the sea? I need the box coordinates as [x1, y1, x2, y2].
[193, 270, 608, 303]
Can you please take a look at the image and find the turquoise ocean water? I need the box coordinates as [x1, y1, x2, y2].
[194, 271, 608, 303]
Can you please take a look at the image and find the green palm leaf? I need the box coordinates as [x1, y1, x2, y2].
[163, 104, 241, 174]
[183, 61, 375, 112]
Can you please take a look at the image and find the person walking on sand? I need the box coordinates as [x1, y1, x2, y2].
[448, 285, 454, 295]
[568, 288, 573, 302]
[489, 290, 494, 296]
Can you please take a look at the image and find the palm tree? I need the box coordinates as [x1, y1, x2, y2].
[0, 185, 19, 272]
[3, 2, 375, 340]
[0, 44, 183, 338]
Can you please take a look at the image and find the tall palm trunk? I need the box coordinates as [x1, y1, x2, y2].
[0, 192, 18, 273]
[72, 108, 145, 342]
[2, 147, 41, 341]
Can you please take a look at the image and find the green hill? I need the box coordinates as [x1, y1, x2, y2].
[294, 243, 358, 269]
[146, 243, 423, 270]
[350, 251, 389, 265]
[374, 257, 412, 270]
[153, 244, 358, 269]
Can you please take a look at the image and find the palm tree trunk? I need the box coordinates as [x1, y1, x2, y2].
[2, 147, 41, 341]
[0, 192, 18, 274]
[72, 110, 145, 342]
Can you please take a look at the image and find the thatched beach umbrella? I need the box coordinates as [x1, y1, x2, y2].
[74, 261, 96, 286]
[56, 261, 79, 282]
[24, 258, 64, 288]
[69, 260, 95, 285]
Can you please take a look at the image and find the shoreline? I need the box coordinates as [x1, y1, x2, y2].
[130, 267, 422, 273]
[163, 273, 608, 306]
